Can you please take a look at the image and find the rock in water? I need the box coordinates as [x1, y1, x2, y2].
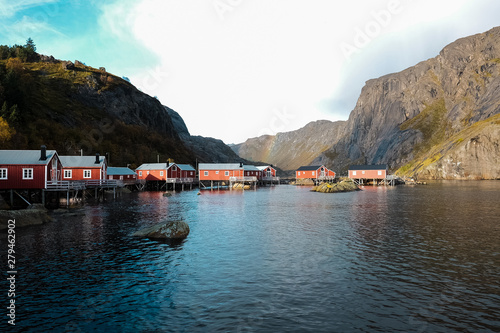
[133, 221, 190, 240]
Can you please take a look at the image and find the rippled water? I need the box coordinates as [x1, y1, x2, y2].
[2, 181, 500, 332]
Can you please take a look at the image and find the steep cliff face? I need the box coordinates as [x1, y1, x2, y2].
[314, 26, 500, 179]
[232, 120, 345, 170]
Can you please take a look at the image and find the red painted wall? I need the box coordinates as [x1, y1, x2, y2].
[62, 167, 104, 181]
[349, 169, 386, 179]
[199, 169, 243, 181]
[0, 155, 62, 190]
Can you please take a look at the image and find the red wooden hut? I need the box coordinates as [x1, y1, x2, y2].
[107, 167, 137, 185]
[198, 163, 244, 181]
[348, 165, 388, 180]
[59, 154, 107, 181]
[135, 163, 169, 181]
[0, 146, 62, 190]
[257, 165, 277, 180]
[296, 165, 335, 181]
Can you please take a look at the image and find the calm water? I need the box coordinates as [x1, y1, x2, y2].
[2, 181, 499, 332]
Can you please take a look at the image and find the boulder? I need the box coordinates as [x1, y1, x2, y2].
[0, 206, 52, 230]
[61, 61, 75, 70]
[133, 221, 190, 240]
[312, 180, 359, 193]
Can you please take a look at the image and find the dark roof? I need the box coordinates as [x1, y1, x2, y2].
[348, 164, 387, 170]
[296, 165, 324, 171]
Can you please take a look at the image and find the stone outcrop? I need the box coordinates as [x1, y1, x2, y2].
[0, 205, 52, 230]
[312, 180, 359, 193]
[133, 221, 190, 240]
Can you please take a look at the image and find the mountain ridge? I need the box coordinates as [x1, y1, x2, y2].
[233, 26, 500, 179]
[0, 52, 243, 166]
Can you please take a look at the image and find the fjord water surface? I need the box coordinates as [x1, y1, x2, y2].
[5, 181, 500, 332]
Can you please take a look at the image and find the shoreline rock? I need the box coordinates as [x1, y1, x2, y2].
[312, 180, 360, 193]
[0, 205, 52, 230]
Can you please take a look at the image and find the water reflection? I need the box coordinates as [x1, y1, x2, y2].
[3, 182, 499, 332]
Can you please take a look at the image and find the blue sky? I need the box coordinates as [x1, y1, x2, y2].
[1, 0, 500, 144]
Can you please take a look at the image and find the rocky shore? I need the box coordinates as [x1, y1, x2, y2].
[312, 180, 360, 193]
[0, 204, 52, 230]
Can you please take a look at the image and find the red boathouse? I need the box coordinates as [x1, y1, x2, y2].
[0, 146, 62, 190]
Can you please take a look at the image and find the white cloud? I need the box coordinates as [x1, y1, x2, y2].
[0, 0, 58, 18]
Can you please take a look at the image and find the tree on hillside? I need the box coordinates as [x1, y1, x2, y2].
[23, 38, 38, 62]
[0, 116, 15, 143]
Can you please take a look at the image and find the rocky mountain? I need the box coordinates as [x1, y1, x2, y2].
[232, 120, 345, 171]
[233, 27, 500, 179]
[166, 107, 244, 163]
[0, 52, 242, 167]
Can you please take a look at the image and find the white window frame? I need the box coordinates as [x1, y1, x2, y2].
[0, 168, 7, 180]
[353, 171, 357, 176]
[215, 171, 219, 175]
[225, 171, 229, 176]
[64, 170, 72, 179]
[83, 170, 92, 179]
[312, 171, 315, 176]
[160, 171, 164, 177]
[139, 171, 143, 177]
[204, 171, 208, 176]
[378, 170, 382, 176]
[22, 168, 33, 180]
[362, 171, 365, 175]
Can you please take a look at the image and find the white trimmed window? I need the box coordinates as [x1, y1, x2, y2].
[160, 171, 164, 177]
[378, 170, 382, 176]
[22, 168, 33, 180]
[215, 171, 219, 175]
[312, 171, 315, 176]
[362, 171, 365, 174]
[353, 171, 357, 176]
[64, 170, 72, 179]
[204, 171, 208, 176]
[0, 168, 7, 180]
[83, 170, 92, 178]
[225, 171, 229, 176]
[139, 171, 143, 177]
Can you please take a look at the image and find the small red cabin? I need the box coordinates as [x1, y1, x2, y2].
[59, 154, 107, 181]
[198, 163, 244, 181]
[107, 167, 137, 185]
[244, 165, 261, 180]
[296, 165, 335, 180]
[257, 165, 277, 180]
[0, 146, 62, 190]
[136, 163, 169, 181]
[172, 164, 196, 180]
[136, 163, 196, 182]
[348, 164, 388, 179]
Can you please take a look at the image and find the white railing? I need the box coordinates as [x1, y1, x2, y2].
[46, 181, 86, 190]
[229, 176, 258, 182]
[165, 178, 195, 183]
[85, 179, 118, 188]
